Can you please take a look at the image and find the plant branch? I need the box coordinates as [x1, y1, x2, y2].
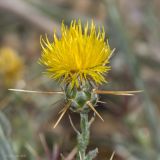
[0, 0, 60, 34]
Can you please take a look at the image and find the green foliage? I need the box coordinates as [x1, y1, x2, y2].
[0, 112, 16, 160]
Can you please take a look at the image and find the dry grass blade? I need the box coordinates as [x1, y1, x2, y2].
[53, 102, 71, 128]
[25, 143, 41, 160]
[87, 101, 104, 121]
[95, 90, 143, 96]
[64, 147, 77, 160]
[97, 100, 106, 104]
[39, 134, 50, 159]
[8, 89, 64, 94]
[108, 48, 116, 60]
[69, 115, 79, 134]
[109, 151, 115, 160]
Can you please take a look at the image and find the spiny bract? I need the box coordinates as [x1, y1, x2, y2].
[39, 20, 112, 87]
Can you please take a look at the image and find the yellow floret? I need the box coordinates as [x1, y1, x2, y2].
[39, 20, 112, 87]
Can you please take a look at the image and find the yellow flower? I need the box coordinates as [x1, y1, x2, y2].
[39, 20, 112, 87]
[0, 47, 23, 87]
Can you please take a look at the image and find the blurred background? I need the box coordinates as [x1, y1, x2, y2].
[0, 0, 160, 159]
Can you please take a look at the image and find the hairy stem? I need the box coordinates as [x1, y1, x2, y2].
[77, 113, 89, 160]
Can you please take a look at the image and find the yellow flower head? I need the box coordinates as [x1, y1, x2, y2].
[39, 20, 112, 87]
[0, 47, 23, 87]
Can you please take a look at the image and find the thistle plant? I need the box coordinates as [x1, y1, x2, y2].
[9, 20, 142, 160]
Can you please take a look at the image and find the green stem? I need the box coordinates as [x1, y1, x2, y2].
[77, 113, 89, 160]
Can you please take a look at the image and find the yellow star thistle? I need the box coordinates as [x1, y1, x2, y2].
[9, 19, 142, 160]
[39, 20, 112, 87]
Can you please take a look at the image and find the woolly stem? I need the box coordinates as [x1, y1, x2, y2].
[77, 113, 89, 160]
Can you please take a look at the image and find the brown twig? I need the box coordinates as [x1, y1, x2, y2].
[0, 0, 60, 34]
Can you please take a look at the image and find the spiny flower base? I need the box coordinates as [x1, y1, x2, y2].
[65, 82, 98, 113]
